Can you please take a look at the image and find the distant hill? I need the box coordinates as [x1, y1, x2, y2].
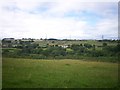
[47, 38, 58, 40]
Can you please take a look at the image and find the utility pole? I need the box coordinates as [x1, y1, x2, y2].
[102, 35, 104, 40]
[69, 35, 71, 40]
[44, 33, 47, 41]
[45, 33, 47, 39]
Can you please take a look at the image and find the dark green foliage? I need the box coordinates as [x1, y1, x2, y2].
[70, 44, 86, 53]
[2, 40, 119, 62]
[103, 42, 107, 47]
[43, 46, 66, 57]
[2, 49, 9, 54]
[84, 43, 93, 49]
[33, 48, 43, 54]
[102, 45, 120, 56]
[91, 50, 104, 57]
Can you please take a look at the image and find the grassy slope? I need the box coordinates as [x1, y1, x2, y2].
[34, 40, 117, 46]
[2, 58, 118, 88]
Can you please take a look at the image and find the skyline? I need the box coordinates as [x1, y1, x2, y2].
[0, 0, 118, 40]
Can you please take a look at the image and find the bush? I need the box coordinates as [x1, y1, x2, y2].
[91, 50, 104, 57]
[103, 43, 107, 47]
[84, 43, 92, 49]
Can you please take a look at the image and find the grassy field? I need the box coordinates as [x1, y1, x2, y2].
[2, 58, 118, 88]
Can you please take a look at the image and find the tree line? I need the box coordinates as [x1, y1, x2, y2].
[2, 40, 120, 62]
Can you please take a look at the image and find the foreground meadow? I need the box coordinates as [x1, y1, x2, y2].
[2, 58, 118, 88]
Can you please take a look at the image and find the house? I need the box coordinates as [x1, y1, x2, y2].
[58, 45, 68, 48]
[2, 38, 15, 48]
[2, 38, 14, 43]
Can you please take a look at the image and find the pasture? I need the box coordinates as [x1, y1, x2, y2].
[2, 58, 118, 88]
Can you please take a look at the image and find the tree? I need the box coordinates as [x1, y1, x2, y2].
[91, 50, 104, 57]
[93, 44, 96, 50]
[103, 43, 107, 47]
[84, 43, 92, 49]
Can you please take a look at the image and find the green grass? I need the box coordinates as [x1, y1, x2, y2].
[2, 58, 118, 88]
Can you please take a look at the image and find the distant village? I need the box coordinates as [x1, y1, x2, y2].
[2, 38, 34, 48]
[1, 37, 118, 48]
[2, 38, 69, 48]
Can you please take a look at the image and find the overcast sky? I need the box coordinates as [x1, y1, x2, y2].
[0, 0, 118, 39]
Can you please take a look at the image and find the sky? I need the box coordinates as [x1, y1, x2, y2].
[0, 0, 118, 40]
